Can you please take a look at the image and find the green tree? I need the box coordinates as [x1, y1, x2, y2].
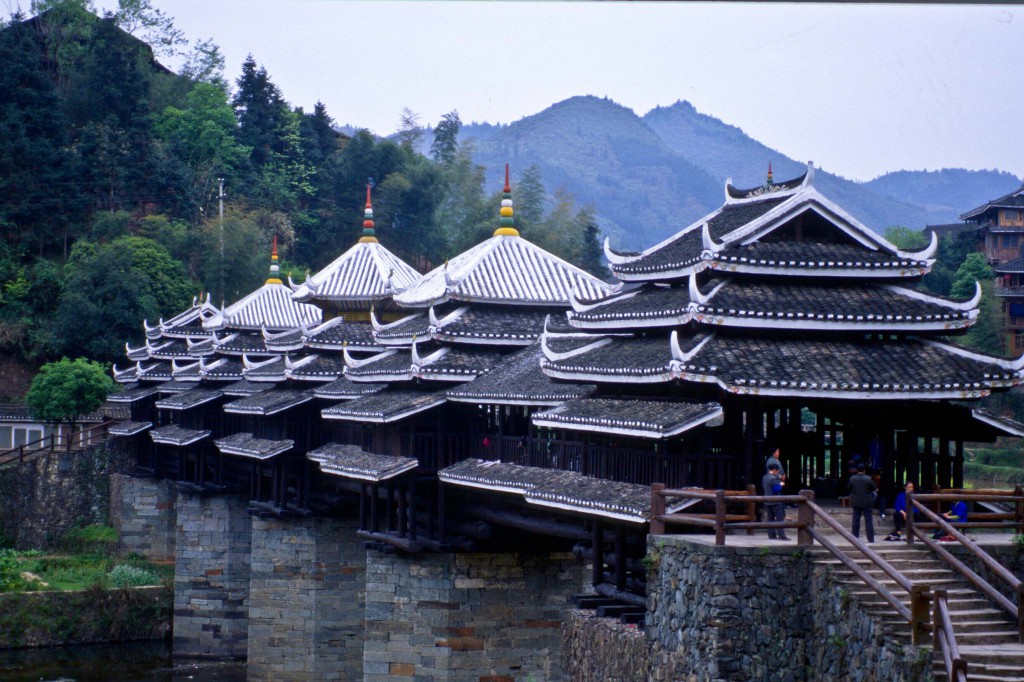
[26, 357, 114, 431]
[52, 236, 195, 361]
[155, 82, 249, 217]
[514, 165, 546, 236]
[397, 107, 423, 150]
[110, 0, 185, 58]
[883, 226, 928, 251]
[430, 110, 461, 165]
[950, 252, 992, 299]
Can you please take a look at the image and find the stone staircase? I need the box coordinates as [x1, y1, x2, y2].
[811, 543, 1024, 681]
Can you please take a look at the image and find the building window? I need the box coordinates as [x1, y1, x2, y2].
[1004, 209, 1021, 224]
[1004, 234, 1020, 248]
[1015, 333, 1024, 352]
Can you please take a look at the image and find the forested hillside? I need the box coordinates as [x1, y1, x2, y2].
[864, 168, 1023, 217]
[0, 2, 600, 398]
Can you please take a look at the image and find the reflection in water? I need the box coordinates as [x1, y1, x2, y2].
[0, 641, 246, 682]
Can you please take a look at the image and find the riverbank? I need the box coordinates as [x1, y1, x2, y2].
[0, 584, 171, 648]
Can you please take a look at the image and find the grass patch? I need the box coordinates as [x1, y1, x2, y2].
[60, 525, 118, 556]
[3, 553, 171, 592]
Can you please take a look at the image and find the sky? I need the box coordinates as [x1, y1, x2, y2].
[31, 1, 1024, 183]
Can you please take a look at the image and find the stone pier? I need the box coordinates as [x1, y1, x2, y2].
[109, 474, 176, 561]
[246, 516, 366, 681]
[364, 551, 589, 681]
[173, 492, 252, 658]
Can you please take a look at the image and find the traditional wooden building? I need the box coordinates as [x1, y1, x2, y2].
[963, 183, 1024, 266]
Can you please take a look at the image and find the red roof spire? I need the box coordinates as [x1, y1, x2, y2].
[359, 183, 378, 243]
[767, 162, 774, 186]
[266, 235, 282, 284]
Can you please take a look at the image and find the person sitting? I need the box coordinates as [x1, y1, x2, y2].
[933, 499, 968, 541]
[885, 481, 916, 541]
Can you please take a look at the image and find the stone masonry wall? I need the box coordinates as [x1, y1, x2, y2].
[365, 551, 589, 681]
[562, 609, 648, 682]
[173, 491, 251, 659]
[108, 473, 176, 561]
[645, 536, 930, 682]
[247, 516, 365, 681]
[0, 440, 132, 549]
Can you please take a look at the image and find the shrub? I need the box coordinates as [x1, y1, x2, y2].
[0, 549, 27, 592]
[107, 564, 158, 588]
[61, 525, 118, 556]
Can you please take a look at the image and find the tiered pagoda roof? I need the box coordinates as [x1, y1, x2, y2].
[541, 165, 1024, 401]
[289, 185, 421, 312]
[341, 164, 616, 387]
[960, 183, 1024, 222]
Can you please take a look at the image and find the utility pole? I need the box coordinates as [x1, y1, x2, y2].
[218, 178, 225, 304]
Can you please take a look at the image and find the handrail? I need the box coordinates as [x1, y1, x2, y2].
[933, 589, 968, 682]
[908, 495, 1023, 642]
[0, 420, 114, 466]
[650, 485, 931, 644]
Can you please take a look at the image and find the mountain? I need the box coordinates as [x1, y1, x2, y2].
[461, 96, 723, 250]
[642, 100, 977, 233]
[864, 169, 1023, 220]
[453, 97, 1020, 251]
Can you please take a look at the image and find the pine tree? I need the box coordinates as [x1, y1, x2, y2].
[430, 110, 461, 165]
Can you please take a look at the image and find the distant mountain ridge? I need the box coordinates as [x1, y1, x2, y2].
[451, 96, 1022, 250]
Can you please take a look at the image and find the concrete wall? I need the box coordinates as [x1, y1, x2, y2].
[247, 516, 366, 681]
[173, 492, 251, 658]
[364, 550, 590, 681]
[109, 473, 176, 561]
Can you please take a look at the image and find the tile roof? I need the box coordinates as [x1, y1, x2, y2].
[343, 348, 415, 382]
[204, 282, 321, 332]
[262, 326, 305, 352]
[439, 459, 651, 523]
[711, 241, 931, 277]
[106, 386, 160, 403]
[307, 443, 418, 482]
[394, 233, 615, 307]
[221, 378, 275, 397]
[214, 432, 293, 459]
[285, 354, 347, 382]
[197, 357, 245, 381]
[312, 376, 386, 400]
[372, 312, 429, 346]
[241, 355, 288, 382]
[290, 240, 421, 303]
[154, 380, 202, 394]
[412, 344, 506, 382]
[446, 345, 595, 406]
[971, 408, 1024, 437]
[144, 295, 219, 339]
[321, 388, 447, 423]
[150, 424, 211, 446]
[994, 256, 1024, 274]
[532, 398, 723, 439]
[109, 421, 152, 437]
[430, 306, 550, 345]
[154, 388, 224, 411]
[568, 284, 693, 330]
[304, 317, 382, 350]
[211, 332, 270, 355]
[960, 184, 1024, 221]
[543, 329, 1024, 398]
[222, 389, 315, 416]
[608, 197, 787, 278]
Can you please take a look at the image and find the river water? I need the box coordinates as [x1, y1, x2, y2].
[0, 641, 246, 681]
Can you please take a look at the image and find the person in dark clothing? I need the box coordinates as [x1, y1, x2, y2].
[848, 462, 877, 543]
[765, 448, 786, 478]
[933, 500, 968, 540]
[762, 463, 788, 541]
[886, 481, 916, 541]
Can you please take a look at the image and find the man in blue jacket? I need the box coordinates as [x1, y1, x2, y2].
[762, 463, 788, 541]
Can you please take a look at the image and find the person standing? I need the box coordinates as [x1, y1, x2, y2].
[848, 462, 877, 543]
[762, 463, 789, 541]
[766, 447, 786, 478]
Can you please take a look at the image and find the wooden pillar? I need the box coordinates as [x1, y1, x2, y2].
[950, 440, 958, 489]
[386, 482, 395, 532]
[370, 483, 380, 533]
[408, 479, 418, 542]
[922, 436, 936, 491]
[938, 437, 951, 489]
[397, 485, 406, 538]
[359, 483, 367, 531]
[614, 525, 627, 592]
[592, 521, 604, 586]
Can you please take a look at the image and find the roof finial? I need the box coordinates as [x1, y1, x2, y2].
[494, 162, 519, 237]
[766, 162, 774, 187]
[266, 235, 283, 284]
[359, 183, 379, 243]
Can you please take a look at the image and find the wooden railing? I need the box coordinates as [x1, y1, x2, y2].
[933, 589, 968, 682]
[0, 421, 115, 467]
[907, 489, 1024, 642]
[650, 485, 931, 644]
